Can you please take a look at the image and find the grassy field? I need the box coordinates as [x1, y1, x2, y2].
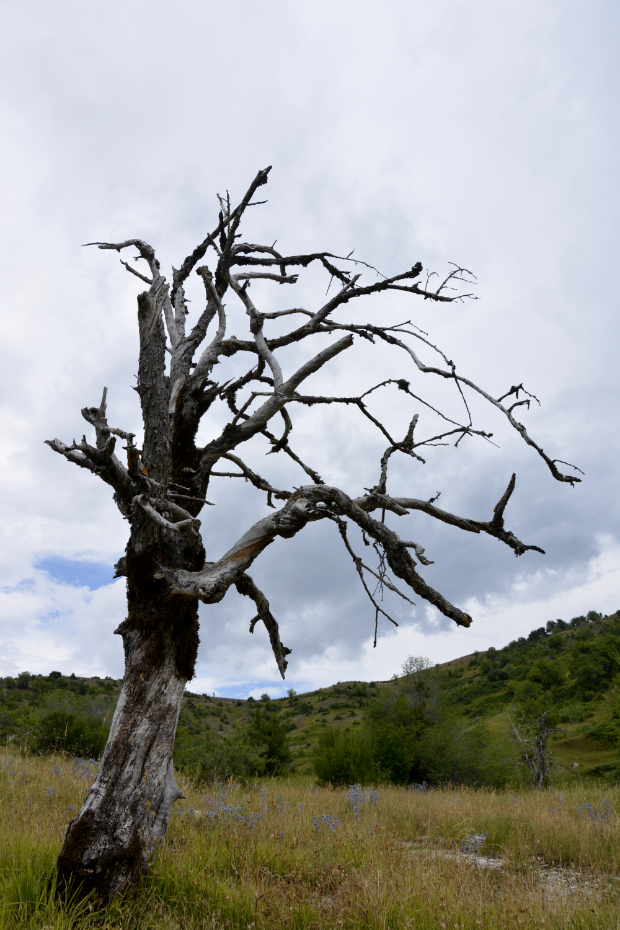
[1, 751, 619, 929]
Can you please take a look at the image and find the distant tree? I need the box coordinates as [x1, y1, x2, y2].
[526, 658, 564, 690]
[46, 168, 580, 898]
[510, 683, 566, 788]
[400, 655, 434, 678]
[198, 729, 266, 782]
[510, 709, 565, 789]
[247, 705, 291, 774]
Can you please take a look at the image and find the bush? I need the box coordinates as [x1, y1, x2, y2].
[314, 654, 512, 788]
[35, 710, 108, 757]
[313, 714, 511, 788]
[198, 730, 267, 782]
[412, 715, 512, 787]
[556, 702, 592, 723]
[247, 706, 291, 774]
[527, 659, 564, 690]
[579, 722, 620, 746]
[313, 726, 376, 786]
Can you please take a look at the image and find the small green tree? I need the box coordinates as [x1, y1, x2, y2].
[198, 729, 266, 782]
[363, 656, 435, 783]
[313, 726, 376, 786]
[527, 658, 565, 690]
[247, 705, 291, 774]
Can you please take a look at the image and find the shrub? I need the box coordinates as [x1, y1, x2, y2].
[247, 706, 291, 774]
[527, 659, 564, 689]
[35, 710, 108, 757]
[580, 722, 620, 746]
[198, 730, 266, 782]
[313, 726, 376, 786]
[556, 702, 592, 723]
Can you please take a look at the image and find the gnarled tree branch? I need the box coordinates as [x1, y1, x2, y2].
[235, 572, 292, 679]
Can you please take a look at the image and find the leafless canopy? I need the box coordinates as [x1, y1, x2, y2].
[47, 167, 581, 676]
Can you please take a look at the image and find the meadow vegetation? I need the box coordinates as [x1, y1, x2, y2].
[1, 751, 619, 929]
[1, 610, 620, 925]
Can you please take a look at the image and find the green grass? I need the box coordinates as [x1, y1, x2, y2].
[1, 752, 620, 928]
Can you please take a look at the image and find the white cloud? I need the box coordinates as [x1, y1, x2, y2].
[0, 573, 125, 678]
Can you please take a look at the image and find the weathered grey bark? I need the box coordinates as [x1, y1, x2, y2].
[46, 168, 579, 899]
[510, 711, 566, 788]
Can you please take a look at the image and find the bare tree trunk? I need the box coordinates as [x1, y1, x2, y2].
[56, 526, 202, 899]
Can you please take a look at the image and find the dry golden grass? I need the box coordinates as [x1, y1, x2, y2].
[1, 751, 619, 929]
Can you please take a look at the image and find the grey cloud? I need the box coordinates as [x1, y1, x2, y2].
[0, 0, 617, 689]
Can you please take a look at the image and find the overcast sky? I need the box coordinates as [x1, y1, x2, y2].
[0, 0, 618, 698]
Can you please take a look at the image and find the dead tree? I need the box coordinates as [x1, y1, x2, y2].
[46, 167, 580, 898]
[510, 711, 567, 788]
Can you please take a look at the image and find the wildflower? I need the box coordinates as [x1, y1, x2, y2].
[71, 757, 99, 780]
[311, 815, 342, 834]
[461, 833, 488, 860]
[550, 791, 565, 814]
[201, 785, 261, 829]
[346, 784, 380, 822]
[575, 799, 613, 825]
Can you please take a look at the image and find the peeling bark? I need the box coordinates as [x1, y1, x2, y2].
[56, 522, 200, 899]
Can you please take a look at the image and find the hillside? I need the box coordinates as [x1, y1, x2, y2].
[1, 608, 619, 780]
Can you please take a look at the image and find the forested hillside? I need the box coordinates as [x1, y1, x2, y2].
[1, 609, 618, 784]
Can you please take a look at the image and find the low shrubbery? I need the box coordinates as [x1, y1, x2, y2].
[194, 704, 292, 782]
[35, 710, 109, 758]
[314, 658, 513, 787]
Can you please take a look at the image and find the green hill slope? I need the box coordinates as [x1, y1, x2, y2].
[1, 608, 618, 780]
